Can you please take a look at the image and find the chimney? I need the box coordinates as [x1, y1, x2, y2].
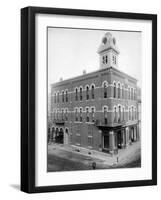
[83, 70, 86, 75]
[59, 77, 63, 81]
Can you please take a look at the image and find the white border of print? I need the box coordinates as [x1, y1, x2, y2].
[35, 14, 152, 187]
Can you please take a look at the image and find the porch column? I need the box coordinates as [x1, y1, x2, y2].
[109, 131, 115, 154]
[137, 124, 140, 141]
[134, 126, 137, 141]
[125, 127, 129, 146]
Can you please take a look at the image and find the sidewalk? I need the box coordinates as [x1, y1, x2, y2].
[48, 141, 141, 169]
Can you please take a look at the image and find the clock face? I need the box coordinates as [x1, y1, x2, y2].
[102, 37, 107, 44]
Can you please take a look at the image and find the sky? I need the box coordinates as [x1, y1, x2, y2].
[48, 27, 142, 90]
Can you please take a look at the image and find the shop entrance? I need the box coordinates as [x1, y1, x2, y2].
[55, 128, 64, 144]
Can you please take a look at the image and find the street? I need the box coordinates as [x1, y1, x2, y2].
[47, 141, 141, 172]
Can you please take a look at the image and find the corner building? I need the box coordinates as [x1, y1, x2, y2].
[49, 32, 141, 154]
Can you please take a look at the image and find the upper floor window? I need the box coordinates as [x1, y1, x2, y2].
[91, 107, 95, 122]
[80, 108, 83, 122]
[105, 55, 108, 63]
[75, 88, 78, 101]
[134, 89, 136, 100]
[75, 108, 78, 121]
[102, 56, 105, 64]
[132, 107, 134, 120]
[65, 109, 68, 121]
[104, 106, 108, 124]
[118, 83, 121, 99]
[131, 88, 133, 100]
[123, 107, 125, 121]
[57, 92, 59, 103]
[86, 86, 89, 100]
[61, 109, 64, 120]
[113, 82, 116, 98]
[128, 88, 130, 99]
[122, 85, 124, 99]
[112, 55, 115, 63]
[103, 82, 107, 98]
[80, 87, 83, 101]
[118, 106, 121, 122]
[129, 108, 131, 120]
[65, 90, 68, 102]
[114, 107, 117, 123]
[54, 93, 56, 103]
[135, 108, 137, 120]
[57, 109, 59, 119]
[91, 85, 95, 99]
[62, 91, 64, 103]
[86, 107, 89, 122]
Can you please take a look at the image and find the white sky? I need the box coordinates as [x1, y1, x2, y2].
[48, 27, 142, 89]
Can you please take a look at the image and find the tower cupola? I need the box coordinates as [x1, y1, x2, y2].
[97, 32, 119, 69]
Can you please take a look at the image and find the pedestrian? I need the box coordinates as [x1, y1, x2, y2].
[92, 162, 96, 169]
[117, 156, 119, 163]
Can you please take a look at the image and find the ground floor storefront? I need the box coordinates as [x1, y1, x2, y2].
[48, 122, 140, 155]
[101, 124, 140, 154]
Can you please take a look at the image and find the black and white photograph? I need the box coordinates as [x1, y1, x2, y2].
[47, 28, 142, 172]
[20, 6, 157, 193]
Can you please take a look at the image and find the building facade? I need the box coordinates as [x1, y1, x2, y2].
[48, 32, 141, 154]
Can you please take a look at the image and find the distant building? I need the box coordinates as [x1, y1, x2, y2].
[49, 32, 141, 154]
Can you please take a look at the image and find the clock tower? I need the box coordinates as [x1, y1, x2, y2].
[97, 32, 119, 69]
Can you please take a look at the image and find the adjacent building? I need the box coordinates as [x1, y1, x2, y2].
[48, 32, 141, 154]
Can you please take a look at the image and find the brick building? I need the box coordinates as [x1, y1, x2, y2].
[49, 32, 141, 154]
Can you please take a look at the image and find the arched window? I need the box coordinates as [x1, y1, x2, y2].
[135, 108, 137, 120]
[65, 109, 68, 121]
[62, 91, 64, 102]
[104, 106, 108, 124]
[91, 85, 95, 99]
[103, 82, 107, 98]
[91, 107, 95, 122]
[75, 88, 78, 101]
[128, 87, 130, 99]
[131, 88, 133, 100]
[80, 108, 83, 122]
[80, 87, 83, 101]
[132, 107, 134, 120]
[134, 89, 136, 100]
[54, 93, 56, 103]
[112, 55, 115, 63]
[122, 85, 124, 99]
[123, 107, 125, 121]
[57, 92, 59, 103]
[105, 55, 108, 63]
[114, 82, 116, 98]
[65, 90, 68, 102]
[118, 83, 121, 99]
[86, 107, 89, 122]
[57, 109, 59, 120]
[114, 107, 117, 123]
[61, 109, 64, 120]
[129, 108, 131, 120]
[86, 86, 89, 100]
[102, 56, 105, 64]
[75, 108, 78, 121]
[118, 105, 121, 122]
